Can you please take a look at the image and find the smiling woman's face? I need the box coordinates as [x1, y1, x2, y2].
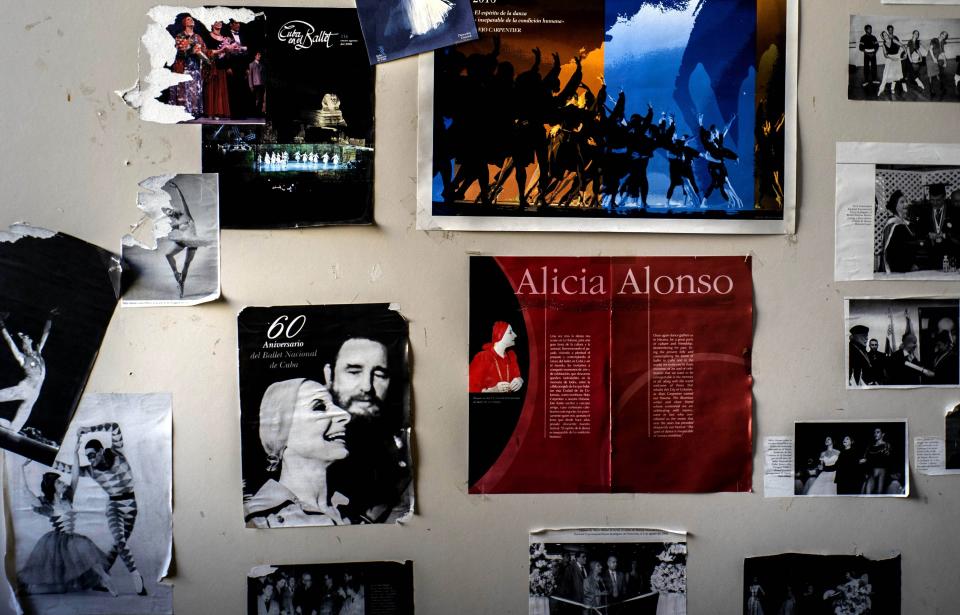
[284, 380, 350, 462]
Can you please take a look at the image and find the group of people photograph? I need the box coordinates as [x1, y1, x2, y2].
[529, 541, 686, 614]
[744, 554, 900, 615]
[432, 40, 781, 214]
[251, 567, 365, 615]
[793, 422, 907, 497]
[851, 16, 960, 102]
[874, 170, 960, 276]
[847, 300, 959, 387]
[164, 13, 266, 121]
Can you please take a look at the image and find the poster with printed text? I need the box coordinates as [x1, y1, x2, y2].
[468, 256, 753, 494]
[418, 0, 797, 233]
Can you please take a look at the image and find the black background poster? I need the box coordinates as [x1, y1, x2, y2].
[238, 304, 412, 526]
[200, 7, 375, 228]
[0, 229, 118, 464]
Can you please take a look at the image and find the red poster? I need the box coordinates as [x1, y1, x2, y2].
[468, 256, 753, 493]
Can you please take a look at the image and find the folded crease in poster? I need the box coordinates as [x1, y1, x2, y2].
[469, 256, 753, 494]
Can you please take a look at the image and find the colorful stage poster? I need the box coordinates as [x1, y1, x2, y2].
[468, 256, 753, 494]
[0, 225, 119, 466]
[418, 0, 797, 233]
[238, 304, 413, 528]
[5, 394, 173, 614]
[355, 0, 478, 64]
[120, 6, 374, 228]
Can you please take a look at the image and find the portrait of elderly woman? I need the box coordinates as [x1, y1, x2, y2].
[244, 378, 352, 528]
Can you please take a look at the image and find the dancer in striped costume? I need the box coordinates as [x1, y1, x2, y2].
[55, 422, 147, 595]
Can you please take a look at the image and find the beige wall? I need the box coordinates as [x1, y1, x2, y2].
[1, 0, 959, 612]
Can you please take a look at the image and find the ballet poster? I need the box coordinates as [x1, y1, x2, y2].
[122, 174, 220, 306]
[247, 561, 414, 614]
[4, 393, 173, 614]
[743, 553, 901, 615]
[355, 0, 478, 64]
[124, 6, 375, 228]
[529, 528, 687, 615]
[238, 304, 413, 528]
[418, 0, 798, 234]
[835, 142, 960, 282]
[0, 225, 119, 466]
[468, 256, 753, 494]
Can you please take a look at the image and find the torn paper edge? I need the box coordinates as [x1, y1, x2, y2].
[0, 456, 24, 615]
[118, 6, 261, 123]
[530, 528, 687, 543]
[122, 174, 221, 307]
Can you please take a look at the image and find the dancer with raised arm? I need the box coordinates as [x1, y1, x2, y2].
[18, 452, 118, 596]
[698, 113, 742, 208]
[0, 310, 54, 432]
[54, 422, 147, 595]
[157, 179, 213, 298]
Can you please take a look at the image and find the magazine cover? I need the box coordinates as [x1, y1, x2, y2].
[418, 0, 797, 233]
[468, 256, 753, 493]
[238, 305, 413, 528]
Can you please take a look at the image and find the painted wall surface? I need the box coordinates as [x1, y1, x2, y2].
[1, 0, 959, 613]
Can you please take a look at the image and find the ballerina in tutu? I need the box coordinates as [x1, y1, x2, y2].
[156, 180, 215, 299]
[17, 456, 117, 596]
[401, 0, 454, 37]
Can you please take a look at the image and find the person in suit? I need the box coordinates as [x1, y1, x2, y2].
[558, 551, 588, 613]
[880, 190, 923, 274]
[224, 19, 252, 118]
[927, 329, 958, 385]
[886, 332, 931, 385]
[604, 555, 628, 613]
[848, 325, 873, 386]
[917, 182, 958, 270]
[866, 338, 885, 384]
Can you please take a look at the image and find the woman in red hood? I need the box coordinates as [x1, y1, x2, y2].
[469, 321, 524, 393]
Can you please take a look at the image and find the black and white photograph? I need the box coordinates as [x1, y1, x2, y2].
[835, 143, 960, 281]
[122, 174, 220, 306]
[0, 225, 119, 465]
[849, 16, 960, 103]
[355, 0, 477, 64]
[4, 393, 173, 614]
[743, 553, 901, 615]
[846, 298, 959, 388]
[528, 528, 686, 615]
[247, 561, 414, 615]
[238, 304, 413, 528]
[945, 403, 960, 471]
[794, 420, 908, 497]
